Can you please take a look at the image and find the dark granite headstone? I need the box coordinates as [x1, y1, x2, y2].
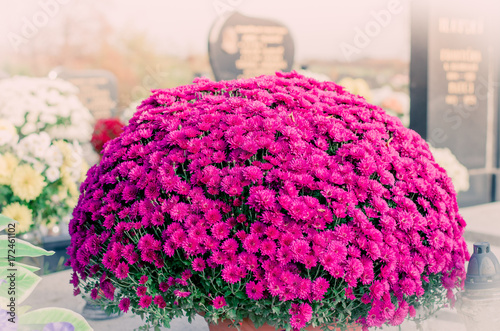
[496, 174, 500, 202]
[410, 0, 499, 206]
[50, 68, 118, 119]
[208, 12, 294, 81]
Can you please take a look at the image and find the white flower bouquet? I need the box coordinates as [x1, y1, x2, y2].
[428, 144, 470, 193]
[0, 76, 94, 143]
[0, 120, 87, 234]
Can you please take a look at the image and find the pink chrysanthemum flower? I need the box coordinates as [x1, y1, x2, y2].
[158, 282, 169, 292]
[246, 281, 265, 300]
[154, 295, 167, 309]
[222, 264, 246, 284]
[119, 297, 131, 313]
[312, 277, 330, 301]
[213, 296, 227, 309]
[136, 286, 147, 297]
[192, 257, 206, 272]
[115, 262, 129, 279]
[173, 290, 191, 298]
[139, 275, 148, 284]
[139, 295, 152, 308]
[90, 288, 99, 300]
[212, 222, 230, 240]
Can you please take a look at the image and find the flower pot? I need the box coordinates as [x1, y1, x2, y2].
[81, 296, 122, 321]
[207, 318, 362, 331]
[40, 233, 72, 274]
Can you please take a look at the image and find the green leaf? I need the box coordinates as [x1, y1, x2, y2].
[0, 235, 54, 258]
[19, 307, 93, 331]
[18, 305, 31, 316]
[0, 258, 40, 272]
[0, 265, 41, 307]
[228, 308, 237, 319]
[0, 214, 17, 232]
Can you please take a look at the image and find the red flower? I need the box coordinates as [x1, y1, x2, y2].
[91, 118, 124, 154]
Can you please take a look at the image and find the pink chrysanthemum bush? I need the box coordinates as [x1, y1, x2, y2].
[67, 72, 469, 330]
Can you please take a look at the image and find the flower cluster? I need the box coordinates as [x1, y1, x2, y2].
[0, 76, 94, 143]
[0, 120, 87, 233]
[67, 72, 468, 330]
[90, 118, 125, 154]
[428, 145, 469, 194]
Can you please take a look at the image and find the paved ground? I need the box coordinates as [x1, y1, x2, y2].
[22, 202, 500, 331]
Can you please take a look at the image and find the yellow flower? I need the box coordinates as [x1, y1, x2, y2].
[67, 197, 78, 209]
[2, 202, 33, 233]
[57, 186, 68, 200]
[0, 153, 19, 185]
[11, 164, 46, 201]
[67, 181, 78, 197]
[80, 160, 89, 182]
[53, 140, 76, 168]
[59, 165, 78, 195]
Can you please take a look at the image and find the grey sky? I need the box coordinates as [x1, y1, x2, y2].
[0, 0, 411, 62]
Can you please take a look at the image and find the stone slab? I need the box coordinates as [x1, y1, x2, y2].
[461, 202, 500, 246]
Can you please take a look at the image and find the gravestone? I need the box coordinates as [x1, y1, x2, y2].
[50, 67, 118, 119]
[410, 0, 499, 206]
[208, 12, 294, 81]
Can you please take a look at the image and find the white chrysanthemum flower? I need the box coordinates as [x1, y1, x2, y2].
[31, 160, 46, 174]
[71, 139, 83, 157]
[5, 111, 24, 127]
[15, 132, 52, 161]
[26, 111, 39, 124]
[45, 89, 64, 105]
[45, 166, 60, 182]
[44, 145, 64, 167]
[0, 119, 18, 146]
[15, 137, 31, 160]
[39, 112, 58, 125]
[20, 122, 37, 136]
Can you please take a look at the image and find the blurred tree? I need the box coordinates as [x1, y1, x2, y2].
[3, 0, 211, 111]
